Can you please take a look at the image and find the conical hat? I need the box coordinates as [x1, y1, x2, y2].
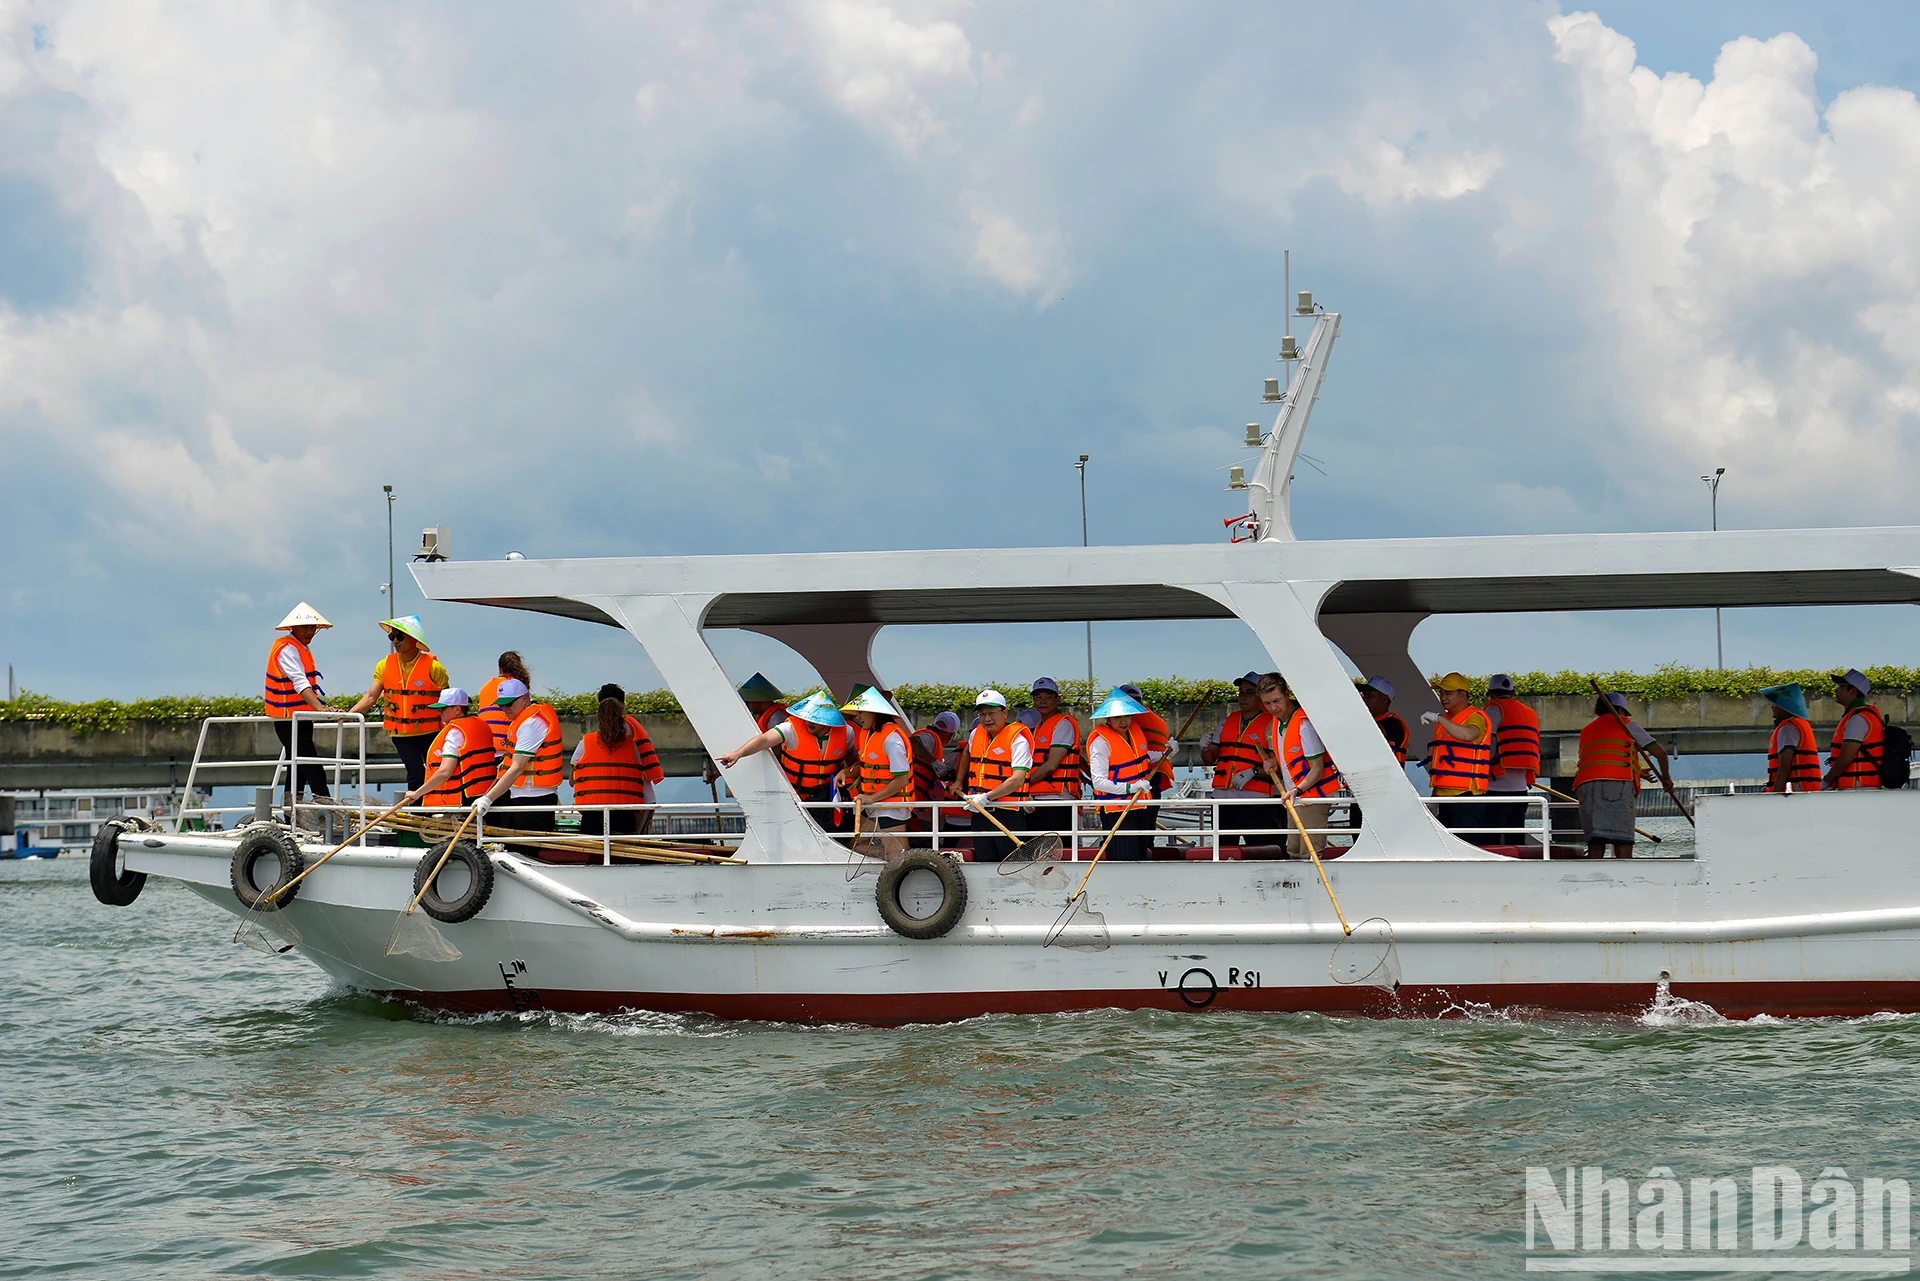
[736, 672, 783, 701]
[785, 691, 847, 728]
[1760, 682, 1810, 720]
[276, 602, 332, 630]
[839, 686, 897, 717]
[380, 615, 428, 645]
[1091, 687, 1149, 720]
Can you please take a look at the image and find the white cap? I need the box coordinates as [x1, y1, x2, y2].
[932, 711, 961, 734]
[493, 678, 530, 705]
[1487, 673, 1515, 696]
[1364, 676, 1394, 699]
[975, 688, 1007, 708]
[1031, 676, 1059, 693]
[1838, 668, 1871, 696]
[428, 688, 471, 709]
[276, 602, 332, 630]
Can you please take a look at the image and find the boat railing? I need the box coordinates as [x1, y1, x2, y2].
[176, 712, 392, 834]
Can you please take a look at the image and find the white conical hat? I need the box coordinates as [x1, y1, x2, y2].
[276, 602, 332, 630]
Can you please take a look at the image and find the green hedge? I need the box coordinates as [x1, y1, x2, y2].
[5, 666, 1914, 734]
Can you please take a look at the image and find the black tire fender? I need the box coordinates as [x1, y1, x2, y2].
[412, 840, 494, 924]
[90, 819, 148, 907]
[230, 827, 305, 911]
[875, 850, 968, 940]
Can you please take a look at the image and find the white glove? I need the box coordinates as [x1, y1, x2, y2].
[1419, 711, 1442, 725]
[1128, 780, 1153, 795]
[1164, 738, 1179, 756]
[473, 795, 493, 815]
[966, 793, 990, 811]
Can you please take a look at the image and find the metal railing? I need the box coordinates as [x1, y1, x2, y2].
[176, 712, 393, 833]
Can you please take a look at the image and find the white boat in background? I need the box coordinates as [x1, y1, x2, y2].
[100, 294, 1920, 1023]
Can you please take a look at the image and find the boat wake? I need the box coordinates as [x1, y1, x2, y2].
[1637, 978, 1729, 1027]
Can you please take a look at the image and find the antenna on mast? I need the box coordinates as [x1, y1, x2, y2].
[1225, 258, 1340, 543]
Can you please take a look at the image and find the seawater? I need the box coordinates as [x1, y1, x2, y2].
[6, 841, 1920, 1280]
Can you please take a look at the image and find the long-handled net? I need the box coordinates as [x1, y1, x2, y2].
[1271, 766, 1399, 994]
[1042, 796, 1141, 952]
[234, 798, 410, 955]
[844, 796, 885, 881]
[975, 804, 1069, 890]
[386, 809, 476, 962]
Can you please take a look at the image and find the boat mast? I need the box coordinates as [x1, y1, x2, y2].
[1243, 294, 1340, 542]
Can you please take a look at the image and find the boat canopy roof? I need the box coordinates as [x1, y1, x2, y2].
[415, 526, 1920, 629]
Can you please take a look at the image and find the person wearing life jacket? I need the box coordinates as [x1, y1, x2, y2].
[476, 651, 532, 757]
[402, 689, 500, 809]
[1201, 671, 1278, 846]
[907, 710, 962, 847]
[1482, 673, 1542, 845]
[471, 678, 565, 851]
[1120, 683, 1178, 798]
[959, 689, 1035, 864]
[1573, 692, 1667, 859]
[1255, 675, 1340, 859]
[347, 615, 450, 795]
[1085, 687, 1158, 861]
[1024, 677, 1085, 838]
[1761, 682, 1822, 794]
[1421, 672, 1494, 846]
[1825, 668, 1886, 791]
[716, 691, 853, 828]
[570, 683, 666, 837]
[265, 602, 337, 811]
[738, 672, 789, 734]
[1342, 675, 1407, 834]
[835, 686, 916, 836]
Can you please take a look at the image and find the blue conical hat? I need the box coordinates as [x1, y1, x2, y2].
[785, 690, 846, 728]
[737, 672, 783, 701]
[1091, 687, 1149, 720]
[1760, 682, 1810, 720]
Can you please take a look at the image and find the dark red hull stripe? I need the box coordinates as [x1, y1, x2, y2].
[374, 981, 1920, 1026]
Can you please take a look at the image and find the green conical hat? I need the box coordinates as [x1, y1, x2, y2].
[839, 686, 897, 717]
[380, 615, 428, 646]
[737, 672, 783, 701]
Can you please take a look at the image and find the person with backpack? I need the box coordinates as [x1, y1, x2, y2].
[1826, 669, 1888, 791]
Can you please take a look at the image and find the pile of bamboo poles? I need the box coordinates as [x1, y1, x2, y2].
[377, 809, 739, 865]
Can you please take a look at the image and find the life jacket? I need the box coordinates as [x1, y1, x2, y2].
[264, 637, 322, 719]
[753, 703, 788, 734]
[1088, 723, 1151, 813]
[776, 718, 851, 796]
[1573, 715, 1639, 793]
[508, 702, 564, 793]
[379, 649, 443, 737]
[1133, 706, 1175, 787]
[1428, 707, 1492, 795]
[1769, 716, 1822, 791]
[1211, 710, 1277, 795]
[623, 714, 663, 783]
[425, 716, 499, 806]
[1485, 695, 1541, 784]
[1830, 702, 1886, 790]
[1281, 708, 1342, 799]
[476, 676, 514, 754]
[966, 722, 1034, 806]
[854, 720, 916, 801]
[909, 728, 946, 803]
[1026, 712, 1084, 797]
[573, 721, 652, 807]
[1376, 712, 1410, 765]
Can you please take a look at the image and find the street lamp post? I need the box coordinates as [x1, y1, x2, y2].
[1077, 454, 1093, 712]
[384, 485, 396, 611]
[1701, 467, 1725, 669]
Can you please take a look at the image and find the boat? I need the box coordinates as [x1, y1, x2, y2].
[97, 292, 1920, 1023]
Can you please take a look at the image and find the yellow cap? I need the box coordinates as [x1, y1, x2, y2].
[1433, 672, 1472, 693]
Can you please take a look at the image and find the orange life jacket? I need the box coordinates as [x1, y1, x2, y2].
[1829, 702, 1885, 789]
[853, 719, 916, 802]
[909, 728, 946, 803]
[1211, 709, 1277, 795]
[1573, 715, 1639, 793]
[1026, 712, 1084, 797]
[425, 716, 499, 806]
[623, 713, 663, 783]
[1089, 723, 1151, 813]
[1769, 716, 1822, 790]
[753, 703, 788, 734]
[508, 702, 564, 793]
[1376, 712, 1409, 765]
[966, 722, 1034, 805]
[777, 718, 851, 796]
[1281, 708, 1342, 799]
[1133, 706, 1175, 787]
[1485, 695, 1541, 784]
[573, 721, 653, 806]
[379, 650, 443, 737]
[475, 676, 513, 754]
[1429, 707, 1492, 794]
[264, 637, 322, 719]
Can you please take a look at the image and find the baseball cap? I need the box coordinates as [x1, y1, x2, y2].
[1837, 668, 1871, 696]
[1031, 676, 1059, 693]
[493, 678, 530, 704]
[1487, 673, 1515, 696]
[1606, 692, 1629, 709]
[1233, 670, 1262, 688]
[1434, 672, 1472, 693]
[427, 688, 471, 708]
[1119, 683, 1145, 701]
[975, 688, 1008, 708]
[1363, 675, 1394, 699]
[931, 711, 961, 734]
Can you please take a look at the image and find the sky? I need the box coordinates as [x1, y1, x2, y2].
[3, 0, 1920, 702]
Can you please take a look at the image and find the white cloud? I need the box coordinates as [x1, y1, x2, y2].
[799, 0, 975, 151]
[969, 208, 1066, 300]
